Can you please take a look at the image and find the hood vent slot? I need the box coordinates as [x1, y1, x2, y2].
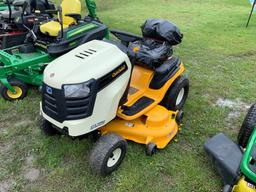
[89, 49, 97, 53]
[84, 50, 93, 55]
[75, 48, 97, 60]
[80, 53, 89, 57]
[75, 55, 84, 59]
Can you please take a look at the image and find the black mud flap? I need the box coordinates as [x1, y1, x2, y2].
[204, 133, 243, 185]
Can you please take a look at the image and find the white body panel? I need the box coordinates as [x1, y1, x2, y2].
[41, 40, 132, 136]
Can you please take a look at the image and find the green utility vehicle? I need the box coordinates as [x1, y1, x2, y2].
[205, 104, 256, 192]
[0, 0, 108, 101]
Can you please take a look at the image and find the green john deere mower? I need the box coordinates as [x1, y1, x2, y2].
[0, 0, 12, 11]
[205, 103, 256, 192]
[0, 0, 108, 101]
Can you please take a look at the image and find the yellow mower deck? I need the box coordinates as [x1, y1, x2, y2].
[101, 105, 179, 149]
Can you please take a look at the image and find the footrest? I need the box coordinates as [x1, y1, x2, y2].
[204, 133, 242, 185]
[122, 96, 154, 116]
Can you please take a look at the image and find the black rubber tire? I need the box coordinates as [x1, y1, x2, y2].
[146, 142, 157, 156]
[0, 79, 28, 101]
[91, 130, 101, 142]
[89, 133, 127, 176]
[176, 110, 184, 125]
[237, 103, 256, 148]
[38, 116, 59, 136]
[223, 185, 232, 192]
[161, 76, 189, 111]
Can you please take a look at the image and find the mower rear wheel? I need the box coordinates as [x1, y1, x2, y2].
[237, 103, 256, 148]
[89, 133, 127, 176]
[146, 142, 157, 156]
[161, 76, 189, 111]
[38, 116, 59, 136]
[0, 79, 27, 101]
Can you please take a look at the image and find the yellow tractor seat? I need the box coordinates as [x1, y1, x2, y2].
[40, 21, 69, 37]
[39, 0, 81, 37]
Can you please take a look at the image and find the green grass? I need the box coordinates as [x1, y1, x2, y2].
[1, 0, 256, 191]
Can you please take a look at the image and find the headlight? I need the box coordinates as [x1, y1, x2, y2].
[64, 82, 91, 98]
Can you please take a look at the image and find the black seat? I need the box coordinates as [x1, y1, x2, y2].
[149, 57, 181, 89]
[155, 57, 180, 75]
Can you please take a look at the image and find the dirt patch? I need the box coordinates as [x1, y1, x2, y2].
[25, 155, 34, 166]
[227, 50, 256, 61]
[23, 168, 40, 182]
[0, 143, 11, 153]
[215, 98, 251, 128]
[0, 179, 13, 192]
[215, 98, 250, 110]
[14, 120, 33, 128]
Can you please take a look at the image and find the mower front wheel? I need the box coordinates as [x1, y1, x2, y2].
[0, 79, 28, 101]
[237, 103, 256, 148]
[161, 76, 189, 111]
[89, 133, 127, 176]
[146, 142, 157, 156]
[38, 116, 59, 136]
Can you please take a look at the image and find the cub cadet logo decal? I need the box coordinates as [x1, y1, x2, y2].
[46, 86, 53, 95]
[112, 65, 126, 78]
[91, 121, 105, 130]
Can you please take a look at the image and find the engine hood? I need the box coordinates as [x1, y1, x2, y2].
[44, 40, 129, 89]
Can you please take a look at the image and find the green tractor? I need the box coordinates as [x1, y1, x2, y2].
[204, 103, 256, 192]
[0, 0, 12, 11]
[0, 0, 108, 101]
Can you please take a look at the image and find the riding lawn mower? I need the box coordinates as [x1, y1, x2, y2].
[0, 0, 12, 11]
[0, 0, 55, 49]
[39, 19, 190, 176]
[0, 0, 108, 101]
[205, 103, 256, 192]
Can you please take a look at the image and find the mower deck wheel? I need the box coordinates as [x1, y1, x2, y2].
[176, 110, 184, 125]
[89, 133, 127, 176]
[223, 185, 232, 192]
[161, 75, 189, 111]
[146, 142, 157, 156]
[38, 116, 59, 136]
[237, 103, 256, 148]
[0, 79, 27, 101]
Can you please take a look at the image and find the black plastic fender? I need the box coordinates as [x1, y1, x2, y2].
[204, 133, 243, 185]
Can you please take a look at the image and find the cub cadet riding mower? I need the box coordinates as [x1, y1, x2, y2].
[39, 19, 189, 176]
[204, 103, 256, 192]
[0, 0, 108, 101]
[0, 0, 55, 49]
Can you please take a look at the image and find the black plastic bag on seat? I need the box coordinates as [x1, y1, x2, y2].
[128, 39, 173, 69]
[141, 19, 183, 45]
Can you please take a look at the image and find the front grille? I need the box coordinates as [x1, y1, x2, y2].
[42, 83, 96, 123]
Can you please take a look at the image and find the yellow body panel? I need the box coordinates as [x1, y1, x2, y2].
[40, 0, 81, 36]
[117, 63, 185, 120]
[101, 105, 178, 149]
[233, 177, 256, 192]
